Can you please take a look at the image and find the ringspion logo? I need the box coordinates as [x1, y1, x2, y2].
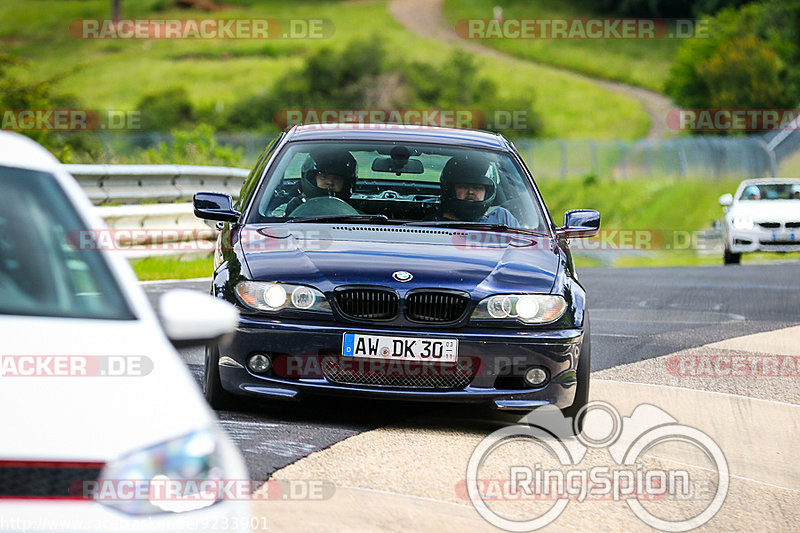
[465, 402, 728, 531]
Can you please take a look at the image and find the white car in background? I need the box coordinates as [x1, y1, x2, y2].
[0, 131, 251, 532]
[719, 178, 800, 264]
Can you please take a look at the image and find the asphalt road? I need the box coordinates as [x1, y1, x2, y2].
[142, 263, 800, 479]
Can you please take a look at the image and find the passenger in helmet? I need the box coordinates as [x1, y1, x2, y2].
[743, 185, 761, 200]
[426, 155, 519, 226]
[285, 149, 358, 215]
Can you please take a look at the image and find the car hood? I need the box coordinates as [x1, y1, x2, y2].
[239, 225, 561, 294]
[729, 200, 800, 221]
[0, 317, 214, 462]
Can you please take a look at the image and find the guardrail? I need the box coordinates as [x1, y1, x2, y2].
[66, 164, 248, 205]
[66, 164, 249, 257]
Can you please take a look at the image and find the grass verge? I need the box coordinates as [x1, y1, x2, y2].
[129, 253, 213, 281]
[443, 0, 680, 92]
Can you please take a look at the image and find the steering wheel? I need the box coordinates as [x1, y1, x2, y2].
[288, 196, 360, 218]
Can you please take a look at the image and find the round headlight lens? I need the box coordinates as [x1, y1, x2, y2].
[487, 296, 512, 318]
[515, 296, 539, 320]
[263, 284, 287, 309]
[291, 286, 316, 309]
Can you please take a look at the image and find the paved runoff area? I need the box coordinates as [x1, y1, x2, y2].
[254, 326, 800, 532]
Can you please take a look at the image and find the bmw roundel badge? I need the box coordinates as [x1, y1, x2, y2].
[392, 271, 413, 282]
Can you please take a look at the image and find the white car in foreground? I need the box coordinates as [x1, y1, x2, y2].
[0, 132, 251, 532]
[719, 178, 800, 264]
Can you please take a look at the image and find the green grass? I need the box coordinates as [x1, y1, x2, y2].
[443, 0, 680, 92]
[537, 176, 741, 230]
[0, 0, 649, 139]
[129, 253, 213, 281]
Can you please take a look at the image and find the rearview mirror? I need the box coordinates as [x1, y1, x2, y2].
[193, 192, 240, 222]
[718, 193, 733, 207]
[371, 157, 424, 174]
[556, 209, 600, 239]
[159, 289, 239, 348]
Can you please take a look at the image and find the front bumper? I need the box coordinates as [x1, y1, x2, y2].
[727, 226, 800, 253]
[218, 316, 584, 411]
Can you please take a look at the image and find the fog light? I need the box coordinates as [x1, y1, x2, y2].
[523, 367, 548, 387]
[247, 353, 271, 374]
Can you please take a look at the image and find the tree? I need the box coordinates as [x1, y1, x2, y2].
[697, 34, 790, 109]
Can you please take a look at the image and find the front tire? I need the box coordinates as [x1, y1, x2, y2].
[561, 314, 591, 434]
[723, 248, 741, 265]
[203, 344, 239, 411]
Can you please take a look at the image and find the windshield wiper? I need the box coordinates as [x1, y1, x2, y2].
[286, 214, 391, 224]
[404, 221, 548, 236]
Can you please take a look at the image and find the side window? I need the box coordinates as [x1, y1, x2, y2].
[0, 166, 134, 319]
[261, 150, 313, 217]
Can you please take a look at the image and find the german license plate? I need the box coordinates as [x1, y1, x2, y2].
[342, 333, 458, 362]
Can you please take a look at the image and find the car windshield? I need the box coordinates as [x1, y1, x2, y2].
[738, 182, 800, 201]
[247, 141, 549, 233]
[0, 165, 134, 320]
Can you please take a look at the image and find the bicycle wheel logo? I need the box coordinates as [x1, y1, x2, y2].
[465, 401, 729, 532]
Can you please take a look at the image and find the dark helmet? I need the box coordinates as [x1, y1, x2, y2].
[440, 155, 497, 221]
[300, 149, 358, 200]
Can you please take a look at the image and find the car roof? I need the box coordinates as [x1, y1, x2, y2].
[284, 123, 510, 150]
[738, 177, 800, 186]
[0, 131, 64, 173]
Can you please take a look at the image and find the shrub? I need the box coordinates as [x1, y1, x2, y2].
[136, 87, 196, 131]
[128, 124, 243, 166]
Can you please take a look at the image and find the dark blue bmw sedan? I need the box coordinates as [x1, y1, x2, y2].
[193, 124, 599, 426]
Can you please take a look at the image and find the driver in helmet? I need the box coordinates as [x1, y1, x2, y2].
[426, 155, 519, 227]
[743, 185, 761, 200]
[285, 149, 358, 215]
[792, 184, 800, 199]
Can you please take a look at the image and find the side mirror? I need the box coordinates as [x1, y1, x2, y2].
[718, 193, 733, 207]
[193, 192, 240, 222]
[159, 289, 239, 348]
[556, 209, 600, 239]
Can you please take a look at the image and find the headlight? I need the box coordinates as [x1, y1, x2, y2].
[731, 217, 754, 230]
[472, 294, 567, 324]
[93, 429, 227, 515]
[235, 281, 331, 313]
